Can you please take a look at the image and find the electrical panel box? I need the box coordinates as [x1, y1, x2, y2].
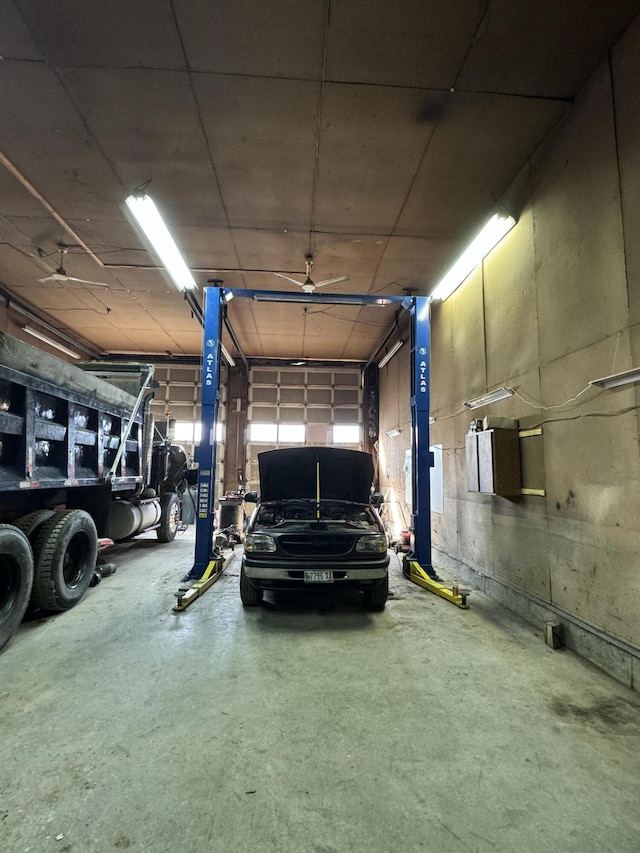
[466, 428, 521, 497]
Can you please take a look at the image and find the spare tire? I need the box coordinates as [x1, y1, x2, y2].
[0, 524, 34, 652]
[31, 510, 98, 611]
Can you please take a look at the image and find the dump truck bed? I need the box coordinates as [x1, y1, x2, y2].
[0, 332, 146, 494]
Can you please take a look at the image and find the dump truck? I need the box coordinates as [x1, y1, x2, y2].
[0, 332, 191, 652]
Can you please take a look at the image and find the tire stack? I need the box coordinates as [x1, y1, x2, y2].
[0, 509, 98, 653]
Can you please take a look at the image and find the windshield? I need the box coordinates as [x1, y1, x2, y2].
[254, 499, 380, 530]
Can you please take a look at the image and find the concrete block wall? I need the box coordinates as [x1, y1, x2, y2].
[380, 16, 640, 689]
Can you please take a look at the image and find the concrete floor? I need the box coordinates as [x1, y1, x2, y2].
[2, 529, 640, 853]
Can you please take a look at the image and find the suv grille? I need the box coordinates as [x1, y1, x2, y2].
[279, 534, 354, 557]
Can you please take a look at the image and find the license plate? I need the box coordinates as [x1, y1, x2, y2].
[304, 569, 334, 583]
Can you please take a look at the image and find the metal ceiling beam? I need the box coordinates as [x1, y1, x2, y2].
[105, 264, 310, 275]
[248, 357, 364, 368]
[0, 148, 106, 270]
[223, 313, 249, 373]
[364, 296, 414, 369]
[224, 288, 405, 307]
[184, 291, 204, 326]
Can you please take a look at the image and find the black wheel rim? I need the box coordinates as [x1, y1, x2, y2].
[63, 533, 93, 589]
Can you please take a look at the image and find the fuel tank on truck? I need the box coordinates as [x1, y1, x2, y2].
[107, 498, 162, 541]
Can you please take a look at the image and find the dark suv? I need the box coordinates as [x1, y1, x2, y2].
[240, 447, 389, 609]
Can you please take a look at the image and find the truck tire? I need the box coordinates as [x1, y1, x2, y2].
[14, 509, 55, 542]
[362, 573, 389, 611]
[0, 525, 34, 652]
[30, 510, 98, 611]
[157, 493, 179, 543]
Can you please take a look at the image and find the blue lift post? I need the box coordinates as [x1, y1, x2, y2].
[409, 295, 435, 573]
[174, 286, 228, 609]
[404, 296, 469, 608]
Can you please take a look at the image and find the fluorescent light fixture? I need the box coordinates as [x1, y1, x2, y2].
[22, 325, 81, 359]
[378, 339, 403, 368]
[125, 193, 197, 292]
[385, 428, 401, 437]
[290, 360, 306, 366]
[464, 387, 513, 409]
[429, 213, 516, 304]
[589, 367, 640, 389]
[220, 343, 236, 367]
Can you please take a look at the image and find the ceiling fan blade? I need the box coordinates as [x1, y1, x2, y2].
[273, 272, 304, 287]
[38, 274, 68, 282]
[38, 272, 108, 287]
[313, 276, 349, 289]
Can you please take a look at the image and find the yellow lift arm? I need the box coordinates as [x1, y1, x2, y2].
[405, 559, 470, 609]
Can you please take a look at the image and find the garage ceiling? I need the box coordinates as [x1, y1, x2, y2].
[0, 1, 638, 362]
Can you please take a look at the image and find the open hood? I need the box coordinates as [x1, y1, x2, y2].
[257, 447, 375, 504]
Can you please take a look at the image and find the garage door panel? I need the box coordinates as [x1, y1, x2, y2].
[250, 406, 276, 423]
[307, 407, 332, 424]
[251, 387, 277, 403]
[246, 368, 363, 485]
[280, 387, 305, 404]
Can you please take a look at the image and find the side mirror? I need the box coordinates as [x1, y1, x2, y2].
[243, 491, 258, 503]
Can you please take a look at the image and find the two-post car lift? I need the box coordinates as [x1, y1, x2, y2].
[175, 285, 468, 610]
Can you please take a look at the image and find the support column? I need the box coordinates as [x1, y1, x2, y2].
[409, 297, 436, 577]
[188, 286, 223, 579]
[362, 364, 379, 485]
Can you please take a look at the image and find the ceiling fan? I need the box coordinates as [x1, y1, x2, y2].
[38, 246, 109, 288]
[273, 254, 348, 293]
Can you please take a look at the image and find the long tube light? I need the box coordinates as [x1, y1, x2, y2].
[22, 325, 81, 359]
[125, 193, 197, 292]
[220, 343, 236, 367]
[429, 213, 516, 304]
[589, 367, 640, 389]
[378, 339, 404, 368]
[464, 387, 513, 409]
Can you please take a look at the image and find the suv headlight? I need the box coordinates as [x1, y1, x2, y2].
[355, 534, 387, 553]
[245, 533, 277, 553]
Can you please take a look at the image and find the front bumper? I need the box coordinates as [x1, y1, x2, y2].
[242, 554, 389, 590]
